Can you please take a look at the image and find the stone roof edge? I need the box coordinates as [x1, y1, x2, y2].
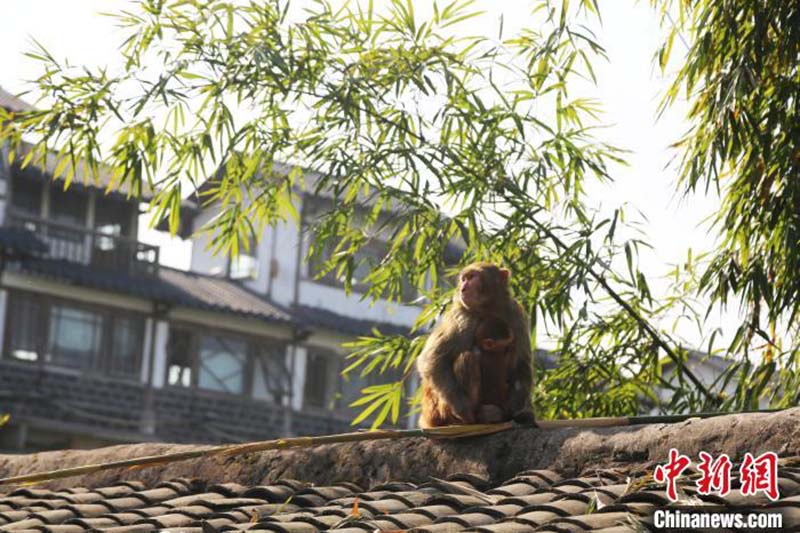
[1, 408, 798, 491]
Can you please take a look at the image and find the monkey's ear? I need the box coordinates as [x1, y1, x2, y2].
[499, 268, 510, 283]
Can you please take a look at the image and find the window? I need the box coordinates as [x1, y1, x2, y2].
[303, 351, 329, 409]
[109, 316, 144, 377]
[252, 345, 290, 404]
[94, 198, 135, 267]
[229, 237, 258, 280]
[47, 305, 103, 370]
[197, 335, 247, 394]
[49, 185, 87, 226]
[10, 168, 42, 215]
[307, 239, 417, 300]
[302, 196, 416, 300]
[6, 293, 44, 362]
[94, 197, 133, 238]
[165, 325, 289, 401]
[3, 291, 144, 379]
[303, 349, 338, 410]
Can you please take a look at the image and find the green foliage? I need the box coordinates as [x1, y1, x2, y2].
[3, 0, 795, 428]
[653, 0, 800, 411]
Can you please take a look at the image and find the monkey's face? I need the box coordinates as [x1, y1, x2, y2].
[459, 269, 483, 309]
[456, 263, 511, 310]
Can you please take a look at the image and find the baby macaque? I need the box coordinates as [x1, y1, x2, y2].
[473, 315, 516, 423]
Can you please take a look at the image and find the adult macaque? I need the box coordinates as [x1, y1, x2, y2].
[417, 262, 535, 427]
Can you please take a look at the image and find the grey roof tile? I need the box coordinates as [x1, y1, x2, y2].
[512, 510, 564, 526]
[356, 498, 411, 515]
[37, 525, 87, 533]
[94, 482, 145, 498]
[63, 516, 121, 529]
[100, 525, 157, 533]
[103, 496, 149, 511]
[28, 509, 75, 524]
[423, 494, 495, 510]
[0, 517, 45, 530]
[62, 503, 110, 517]
[413, 522, 470, 533]
[255, 521, 319, 533]
[242, 484, 302, 503]
[4, 450, 800, 533]
[412, 503, 463, 519]
[436, 511, 498, 527]
[472, 520, 539, 533]
[374, 511, 435, 529]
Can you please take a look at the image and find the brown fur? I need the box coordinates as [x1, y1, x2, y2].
[417, 262, 534, 428]
[475, 316, 516, 420]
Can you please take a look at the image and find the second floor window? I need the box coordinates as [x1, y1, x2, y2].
[10, 168, 42, 215]
[50, 186, 87, 227]
[301, 196, 416, 300]
[4, 291, 145, 379]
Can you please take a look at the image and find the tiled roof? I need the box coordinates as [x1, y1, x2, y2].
[11, 141, 155, 200]
[0, 86, 33, 113]
[10, 258, 294, 325]
[5, 255, 419, 338]
[160, 267, 294, 323]
[2, 410, 799, 531]
[1, 463, 799, 532]
[292, 304, 411, 337]
[6, 250, 413, 335]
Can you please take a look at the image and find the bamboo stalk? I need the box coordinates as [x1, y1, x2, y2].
[0, 423, 511, 487]
[0, 410, 784, 487]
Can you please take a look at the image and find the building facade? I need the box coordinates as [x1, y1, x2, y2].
[0, 88, 419, 452]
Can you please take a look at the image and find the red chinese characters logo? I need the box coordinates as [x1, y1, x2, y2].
[654, 448, 691, 501]
[740, 452, 779, 501]
[697, 451, 733, 496]
[654, 450, 780, 502]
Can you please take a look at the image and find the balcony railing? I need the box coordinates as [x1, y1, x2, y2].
[7, 211, 159, 276]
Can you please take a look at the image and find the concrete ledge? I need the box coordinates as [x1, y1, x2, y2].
[2, 408, 799, 490]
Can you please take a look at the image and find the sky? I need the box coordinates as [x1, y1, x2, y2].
[0, 1, 733, 349]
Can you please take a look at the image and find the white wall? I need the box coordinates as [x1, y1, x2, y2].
[266, 220, 301, 305]
[189, 203, 229, 277]
[186, 193, 422, 330]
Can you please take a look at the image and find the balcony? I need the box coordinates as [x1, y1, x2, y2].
[0, 359, 355, 446]
[7, 211, 160, 276]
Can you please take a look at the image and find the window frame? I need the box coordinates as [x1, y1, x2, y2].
[2, 290, 146, 381]
[163, 321, 290, 402]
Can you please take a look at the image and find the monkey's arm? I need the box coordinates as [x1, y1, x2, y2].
[417, 320, 476, 422]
